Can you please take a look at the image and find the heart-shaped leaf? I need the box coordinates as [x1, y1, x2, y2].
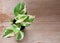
[14, 2, 25, 16]
[16, 31, 25, 41]
[3, 28, 13, 38]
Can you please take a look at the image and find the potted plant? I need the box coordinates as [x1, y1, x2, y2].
[3, 2, 35, 41]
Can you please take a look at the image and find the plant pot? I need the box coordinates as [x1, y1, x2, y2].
[20, 26, 25, 30]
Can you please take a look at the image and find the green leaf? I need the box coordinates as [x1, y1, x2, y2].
[16, 31, 25, 41]
[20, 2, 25, 11]
[21, 22, 30, 27]
[14, 3, 20, 16]
[16, 32, 21, 41]
[16, 23, 21, 28]
[12, 25, 20, 34]
[16, 15, 28, 20]
[19, 5, 27, 15]
[25, 15, 35, 22]
[16, 15, 28, 23]
[3, 28, 13, 37]
[19, 9, 26, 14]
[14, 2, 25, 16]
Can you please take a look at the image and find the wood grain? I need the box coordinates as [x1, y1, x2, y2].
[0, 0, 60, 43]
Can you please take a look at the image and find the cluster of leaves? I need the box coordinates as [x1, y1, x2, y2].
[3, 2, 35, 41]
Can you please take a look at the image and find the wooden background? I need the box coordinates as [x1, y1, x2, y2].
[0, 0, 60, 43]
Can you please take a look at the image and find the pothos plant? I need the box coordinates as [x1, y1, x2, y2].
[3, 2, 35, 41]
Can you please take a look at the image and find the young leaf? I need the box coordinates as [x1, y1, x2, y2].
[20, 2, 25, 10]
[14, 2, 25, 16]
[19, 9, 26, 14]
[19, 5, 26, 15]
[3, 28, 13, 37]
[14, 3, 20, 16]
[16, 31, 25, 41]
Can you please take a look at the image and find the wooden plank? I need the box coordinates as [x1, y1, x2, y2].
[0, 0, 60, 43]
